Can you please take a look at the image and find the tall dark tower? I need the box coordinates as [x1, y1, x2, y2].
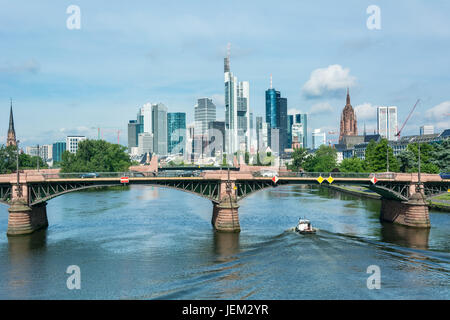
[339, 88, 358, 143]
[6, 99, 17, 147]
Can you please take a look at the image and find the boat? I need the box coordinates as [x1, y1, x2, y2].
[295, 218, 316, 234]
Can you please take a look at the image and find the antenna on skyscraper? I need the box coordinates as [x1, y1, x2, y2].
[270, 74, 273, 89]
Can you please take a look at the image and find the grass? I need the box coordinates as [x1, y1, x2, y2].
[432, 193, 450, 201]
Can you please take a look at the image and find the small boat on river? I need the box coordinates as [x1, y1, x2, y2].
[295, 218, 316, 234]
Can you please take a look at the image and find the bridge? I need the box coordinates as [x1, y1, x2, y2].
[0, 170, 449, 236]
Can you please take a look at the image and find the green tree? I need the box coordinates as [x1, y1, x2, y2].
[397, 143, 439, 173]
[0, 145, 47, 173]
[365, 138, 399, 172]
[60, 139, 132, 172]
[339, 157, 366, 172]
[303, 145, 337, 172]
[288, 147, 308, 171]
[430, 139, 450, 172]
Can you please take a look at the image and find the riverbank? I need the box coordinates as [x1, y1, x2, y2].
[325, 184, 450, 212]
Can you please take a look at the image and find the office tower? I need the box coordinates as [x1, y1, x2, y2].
[167, 112, 186, 154]
[140, 103, 153, 134]
[208, 121, 225, 155]
[377, 106, 398, 141]
[52, 141, 66, 163]
[195, 98, 216, 136]
[294, 113, 308, 149]
[265, 80, 288, 154]
[292, 123, 304, 148]
[287, 115, 294, 148]
[420, 125, 434, 135]
[312, 129, 326, 149]
[152, 103, 168, 155]
[6, 99, 16, 147]
[128, 120, 139, 149]
[339, 88, 358, 143]
[138, 132, 153, 155]
[224, 46, 250, 154]
[66, 136, 86, 153]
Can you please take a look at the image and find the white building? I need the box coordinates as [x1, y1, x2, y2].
[66, 136, 86, 154]
[377, 106, 398, 141]
[420, 125, 434, 135]
[224, 50, 250, 154]
[25, 144, 52, 161]
[140, 103, 153, 134]
[138, 132, 153, 155]
[312, 129, 326, 149]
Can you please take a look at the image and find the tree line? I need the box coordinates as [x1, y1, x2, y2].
[288, 138, 450, 173]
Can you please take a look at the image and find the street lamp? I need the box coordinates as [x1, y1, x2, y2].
[386, 143, 389, 173]
[37, 144, 40, 172]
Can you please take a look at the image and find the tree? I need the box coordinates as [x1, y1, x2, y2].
[431, 139, 450, 172]
[397, 142, 439, 174]
[303, 145, 337, 172]
[339, 157, 366, 172]
[288, 147, 308, 171]
[365, 138, 399, 172]
[60, 139, 132, 172]
[0, 145, 47, 173]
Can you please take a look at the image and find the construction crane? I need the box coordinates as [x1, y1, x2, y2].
[97, 127, 122, 144]
[396, 99, 420, 138]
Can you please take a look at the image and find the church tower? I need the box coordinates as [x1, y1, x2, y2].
[339, 88, 358, 143]
[6, 99, 17, 147]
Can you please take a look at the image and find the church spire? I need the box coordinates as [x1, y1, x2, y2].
[6, 98, 17, 147]
[346, 87, 351, 105]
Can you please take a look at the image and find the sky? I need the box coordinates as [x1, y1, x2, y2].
[0, 0, 449, 148]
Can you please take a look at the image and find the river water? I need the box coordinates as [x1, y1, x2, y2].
[0, 185, 448, 299]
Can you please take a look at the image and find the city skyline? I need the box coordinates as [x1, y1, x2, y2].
[1, 1, 450, 147]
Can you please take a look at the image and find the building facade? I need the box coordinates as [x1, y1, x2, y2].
[195, 98, 216, 136]
[66, 136, 86, 154]
[224, 53, 250, 154]
[377, 106, 398, 141]
[339, 89, 358, 143]
[167, 112, 186, 155]
[52, 142, 66, 163]
[152, 103, 168, 156]
[265, 86, 287, 154]
[312, 129, 326, 149]
[420, 125, 434, 136]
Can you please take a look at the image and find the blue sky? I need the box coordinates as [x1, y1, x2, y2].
[1, 0, 449, 147]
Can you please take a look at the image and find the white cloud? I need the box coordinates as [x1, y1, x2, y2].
[211, 94, 225, 108]
[354, 103, 377, 121]
[309, 102, 334, 115]
[0, 59, 40, 74]
[425, 101, 450, 129]
[288, 108, 303, 115]
[302, 64, 356, 98]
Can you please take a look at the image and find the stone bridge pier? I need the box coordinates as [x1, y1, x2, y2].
[211, 180, 240, 233]
[7, 184, 48, 236]
[380, 183, 430, 228]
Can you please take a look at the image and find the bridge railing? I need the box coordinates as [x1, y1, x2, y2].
[253, 171, 397, 179]
[41, 170, 204, 180]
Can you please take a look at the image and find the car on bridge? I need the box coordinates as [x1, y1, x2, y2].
[440, 172, 450, 179]
[259, 170, 278, 177]
[79, 173, 100, 178]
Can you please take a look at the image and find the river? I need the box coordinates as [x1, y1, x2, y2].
[0, 185, 448, 299]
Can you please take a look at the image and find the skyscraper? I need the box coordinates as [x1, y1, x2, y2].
[312, 129, 326, 149]
[195, 98, 216, 136]
[168, 112, 186, 154]
[224, 45, 250, 154]
[295, 113, 308, 149]
[6, 99, 17, 147]
[265, 80, 288, 154]
[127, 120, 139, 149]
[377, 106, 398, 141]
[152, 103, 168, 155]
[339, 88, 358, 143]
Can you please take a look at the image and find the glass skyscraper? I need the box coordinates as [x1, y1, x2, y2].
[195, 98, 216, 136]
[52, 141, 66, 163]
[265, 87, 287, 154]
[167, 112, 186, 154]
